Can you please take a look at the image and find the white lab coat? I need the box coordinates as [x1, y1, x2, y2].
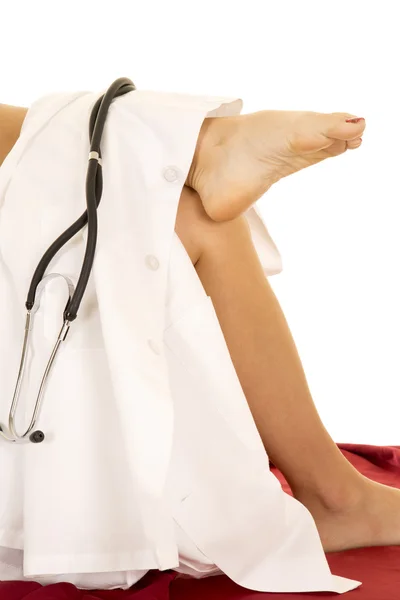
[0, 88, 361, 594]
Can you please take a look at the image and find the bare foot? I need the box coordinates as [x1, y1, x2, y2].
[187, 110, 366, 221]
[295, 476, 400, 553]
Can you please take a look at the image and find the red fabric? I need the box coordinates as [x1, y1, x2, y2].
[1, 444, 399, 600]
[0, 571, 176, 600]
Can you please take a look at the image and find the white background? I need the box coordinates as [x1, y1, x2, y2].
[1, 0, 399, 444]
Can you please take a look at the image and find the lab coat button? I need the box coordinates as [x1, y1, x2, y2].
[148, 339, 161, 355]
[145, 255, 160, 270]
[163, 166, 180, 183]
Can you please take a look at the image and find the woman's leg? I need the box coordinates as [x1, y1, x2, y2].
[0, 104, 28, 166]
[175, 185, 400, 553]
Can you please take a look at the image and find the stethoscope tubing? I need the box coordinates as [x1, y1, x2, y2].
[0, 77, 136, 443]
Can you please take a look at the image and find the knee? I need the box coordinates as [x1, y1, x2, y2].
[175, 186, 250, 265]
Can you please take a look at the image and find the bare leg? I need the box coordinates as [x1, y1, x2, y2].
[176, 186, 400, 553]
[0, 104, 28, 166]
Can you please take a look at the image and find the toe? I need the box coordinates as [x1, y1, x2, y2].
[288, 112, 366, 154]
[323, 112, 366, 142]
[346, 137, 363, 150]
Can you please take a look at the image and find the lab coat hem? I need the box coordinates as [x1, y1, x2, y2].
[224, 571, 362, 595]
[172, 485, 362, 594]
[0, 530, 24, 550]
[23, 549, 180, 578]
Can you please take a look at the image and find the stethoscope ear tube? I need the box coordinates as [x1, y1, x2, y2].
[26, 77, 136, 321]
[0, 77, 136, 444]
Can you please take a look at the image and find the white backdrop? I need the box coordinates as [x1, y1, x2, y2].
[1, 0, 398, 444]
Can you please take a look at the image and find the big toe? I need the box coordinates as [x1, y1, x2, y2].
[324, 112, 366, 142]
[290, 112, 366, 153]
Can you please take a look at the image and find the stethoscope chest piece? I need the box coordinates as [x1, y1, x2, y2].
[0, 273, 75, 444]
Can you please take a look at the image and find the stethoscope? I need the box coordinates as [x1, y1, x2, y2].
[0, 77, 136, 444]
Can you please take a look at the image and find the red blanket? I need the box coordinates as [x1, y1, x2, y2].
[1, 444, 399, 600]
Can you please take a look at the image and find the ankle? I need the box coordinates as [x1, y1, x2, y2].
[292, 471, 368, 514]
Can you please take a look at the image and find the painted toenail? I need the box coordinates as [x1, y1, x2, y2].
[345, 117, 365, 123]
